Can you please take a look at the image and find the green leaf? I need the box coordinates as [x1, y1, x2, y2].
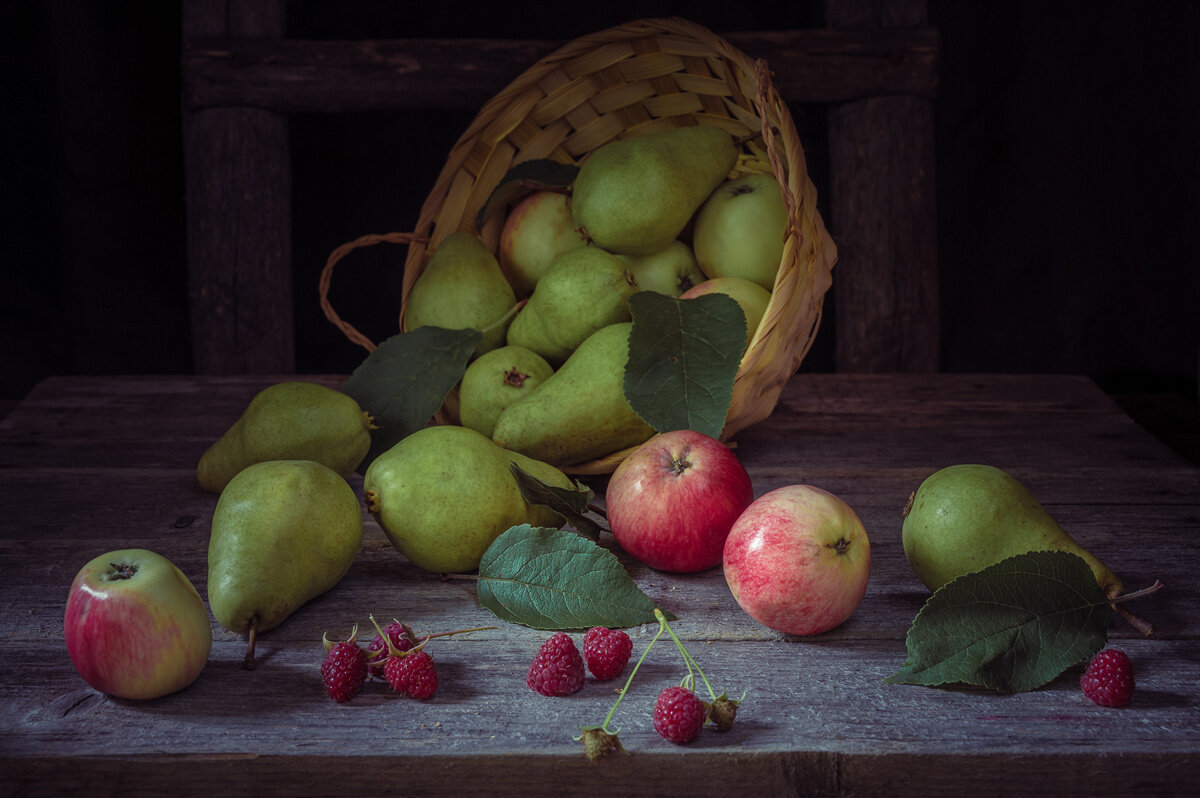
[474, 159, 580, 229]
[885, 551, 1112, 693]
[623, 291, 745, 439]
[477, 525, 667, 630]
[341, 326, 481, 469]
[508, 462, 603, 542]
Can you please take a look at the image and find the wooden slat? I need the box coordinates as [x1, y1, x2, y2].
[179, 28, 940, 114]
[828, 0, 940, 372]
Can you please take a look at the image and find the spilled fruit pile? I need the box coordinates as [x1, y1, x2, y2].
[61, 120, 1160, 763]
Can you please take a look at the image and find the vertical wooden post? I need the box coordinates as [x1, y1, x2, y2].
[182, 0, 293, 374]
[826, 0, 940, 372]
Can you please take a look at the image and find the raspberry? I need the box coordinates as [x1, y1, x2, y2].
[367, 621, 413, 677]
[386, 650, 439, 699]
[321, 641, 367, 702]
[653, 685, 707, 744]
[583, 626, 633, 681]
[1080, 648, 1135, 707]
[526, 632, 585, 696]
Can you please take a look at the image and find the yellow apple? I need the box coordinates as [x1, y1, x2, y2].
[498, 191, 587, 295]
[617, 240, 704, 296]
[692, 173, 788, 291]
[680, 276, 771, 348]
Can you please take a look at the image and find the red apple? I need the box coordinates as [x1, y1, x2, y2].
[606, 429, 754, 573]
[722, 485, 870, 636]
[64, 549, 213, 700]
[498, 190, 587, 295]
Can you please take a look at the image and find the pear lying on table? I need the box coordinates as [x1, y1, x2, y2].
[492, 322, 656, 467]
[197, 381, 374, 493]
[364, 424, 574, 574]
[572, 125, 738, 256]
[208, 459, 364, 668]
[901, 463, 1124, 598]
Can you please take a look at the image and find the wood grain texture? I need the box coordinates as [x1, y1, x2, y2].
[180, 28, 940, 114]
[1, 374, 1196, 796]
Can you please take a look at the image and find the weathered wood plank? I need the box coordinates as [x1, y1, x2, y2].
[826, 0, 940, 372]
[182, 0, 293, 375]
[1, 374, 1196, 796]
[180, 29, 940, 114]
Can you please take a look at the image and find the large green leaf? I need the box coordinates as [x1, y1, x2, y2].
[623, 291, 745, 439]
[341, 326, 480, 469]
[477, 525, 666, 630]
[885, 551, 1112, 693]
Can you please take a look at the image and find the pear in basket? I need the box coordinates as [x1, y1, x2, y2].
[459, 344, 554, 439]
[572, 125, 737, 256]
[404, 231, 517, 356]
[492, 321, 655, 466]
[506, 246, 639, 364]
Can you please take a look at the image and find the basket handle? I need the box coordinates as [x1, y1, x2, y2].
[318, 231, 429, 353]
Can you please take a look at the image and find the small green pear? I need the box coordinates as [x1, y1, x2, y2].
[404, 231, 518, 356]
[197, 381, 374, 493]
[572, 125, 738, 255]
[459, 345, 554, 439]
[363, 425, 574, 573]
[208, 460, 364, 666]
[492, 322, 656, 466]
[901, 464, 1124, 598]
[506, 246, 639, 363]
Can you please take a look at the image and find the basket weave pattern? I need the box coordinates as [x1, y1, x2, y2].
[323, 17, 836, 474]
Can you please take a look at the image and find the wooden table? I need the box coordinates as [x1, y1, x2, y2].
[2, 373, 1197, 796]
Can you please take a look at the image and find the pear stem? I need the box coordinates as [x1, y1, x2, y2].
[243, 619, 258, 671]
[1108, 580, 1164, 637]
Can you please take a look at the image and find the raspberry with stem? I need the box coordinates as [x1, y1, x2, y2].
[654, 608, 744, 731]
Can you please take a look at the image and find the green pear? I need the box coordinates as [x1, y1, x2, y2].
[363, 425, 574, 573]
[208, 460, 364, 666]
[901, 464, 1124, 598]
[572, 125, 738, 256]
[492, 322, 656, 466]
[404, 231, 518, 356]
[197, 381, 374, 493]
[506, 246, 639, 363]
[459, 345, 554, 439]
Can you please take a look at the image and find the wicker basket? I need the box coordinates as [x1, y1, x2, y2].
[321, 17, 836, 474]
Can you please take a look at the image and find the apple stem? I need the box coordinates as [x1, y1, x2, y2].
[243, 619, 258, 671]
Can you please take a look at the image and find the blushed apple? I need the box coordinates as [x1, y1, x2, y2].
[606, 429, 754, 573]
[617, 240, 705, 296]
[498, 190, 587, 295]
[693, 173, 788, 291]
[722, 485, 870, 636]
[680, 276, 771, 348]
[64, 549, 213, 700]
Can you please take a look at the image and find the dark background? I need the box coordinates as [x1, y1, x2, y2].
[5, 2, 1199, 459]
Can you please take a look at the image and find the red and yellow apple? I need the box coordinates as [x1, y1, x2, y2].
[692, 173, 788, 291]
[617, 240, 704, 296]
[722, 485, 870, 635]
[498, 190, 587, 295]
[64, 549, 212, 700]
[606, 429, 754, 573]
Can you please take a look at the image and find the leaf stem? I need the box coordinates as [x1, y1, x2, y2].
[1109, 580, 1163, 637]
